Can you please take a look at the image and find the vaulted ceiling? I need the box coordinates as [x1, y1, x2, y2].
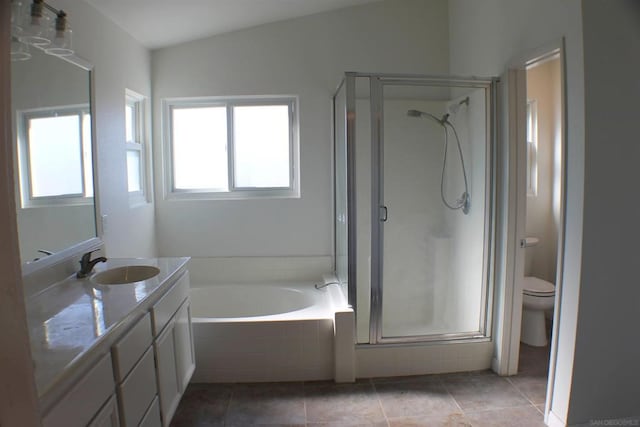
[83, 0, 382, 49]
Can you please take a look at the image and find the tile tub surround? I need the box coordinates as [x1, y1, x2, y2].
[25, 257, 190, 410]
[171, 371, 546, 427]
[190, 281, 352, 383]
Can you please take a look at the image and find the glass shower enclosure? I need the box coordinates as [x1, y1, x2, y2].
[334, 73, 497, 345]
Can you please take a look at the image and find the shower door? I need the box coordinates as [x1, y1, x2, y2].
[369, 76, 496, 343]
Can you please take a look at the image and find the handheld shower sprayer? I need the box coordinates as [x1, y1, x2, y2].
[406, 103, 471, 215]
[407, 109, 448, 125]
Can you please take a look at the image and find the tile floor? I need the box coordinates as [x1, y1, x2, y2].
[171, 343, 551, 427]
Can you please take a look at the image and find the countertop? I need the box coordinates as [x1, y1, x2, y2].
[25, 257, 190, 406]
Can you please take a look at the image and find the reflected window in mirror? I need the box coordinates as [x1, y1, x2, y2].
[17, 105, 93, 207]
[11, 44, 98, 266]
[125, 89, 149, 206]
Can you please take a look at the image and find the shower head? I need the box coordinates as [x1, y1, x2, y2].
[448, 96, 470, 115]
[407, 109, 424, 117]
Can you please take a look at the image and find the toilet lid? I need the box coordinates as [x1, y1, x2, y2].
[523, 276, 555, 296]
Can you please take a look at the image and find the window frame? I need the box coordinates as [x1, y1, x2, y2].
[16, 104, 93, 208]
[163, 96, 300, 200]
[526, 99, 538, 197]
[125, 89, 151, 206]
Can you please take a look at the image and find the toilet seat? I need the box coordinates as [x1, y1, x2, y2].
[523, 276, 555, 297]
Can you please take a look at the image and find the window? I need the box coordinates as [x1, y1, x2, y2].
[164, 97, 299, 200]
[526, 99, 538, 196]
[17, 105, 93, 207]
[125, 89, 149, 205]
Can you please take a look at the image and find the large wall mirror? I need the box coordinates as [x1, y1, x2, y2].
[11, 47, 99, 271]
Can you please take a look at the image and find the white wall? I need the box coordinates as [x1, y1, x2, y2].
[568, 0, 640, 423]
[2, 0, 157, 419]
[52, 0, 157, 258]
[448, 0, 584, 424]
[452, 0, 640, 424]
[151, 0, 449, 260]
[525, 58, 561, 282]
[0, 3, 40, 423]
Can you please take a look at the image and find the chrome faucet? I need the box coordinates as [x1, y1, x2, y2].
[76, 250, 107, 278]
[32, 249, 54, 261]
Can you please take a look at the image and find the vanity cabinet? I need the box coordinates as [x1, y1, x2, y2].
[38, 265, 194, 427]
[42, 354, 116, 427]
[152, 272, 195, 426]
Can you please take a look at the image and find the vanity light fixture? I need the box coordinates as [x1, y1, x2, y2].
[10, 0, 74, 61]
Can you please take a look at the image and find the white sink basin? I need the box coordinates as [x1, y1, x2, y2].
[91, 266, 160, 285]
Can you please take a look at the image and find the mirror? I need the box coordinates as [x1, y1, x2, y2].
[11, 47, 97, 268]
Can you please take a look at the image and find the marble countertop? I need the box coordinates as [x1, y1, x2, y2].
[25, 257, 190, 404]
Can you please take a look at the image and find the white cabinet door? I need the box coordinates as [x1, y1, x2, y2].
[154, 318, 180, 427]
[117, 347, 157, 427]
[89, 396, 120, 427]
[174, 301, 195, 392]
[139, 397, 162, 427]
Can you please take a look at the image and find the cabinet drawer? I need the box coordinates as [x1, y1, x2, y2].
[43, 354, 114, 427]
[112, 313, 153, 382]
[151, 271, 189, 337]
[117, 347, 157, 427]
[139, 396, 161, 427]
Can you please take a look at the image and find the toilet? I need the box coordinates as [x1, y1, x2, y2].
[521, 237, 555, 347]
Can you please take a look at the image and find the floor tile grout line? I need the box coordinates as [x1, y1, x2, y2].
[439, 373, 469, 417]
[443, 382, 467, 416]
[442, 374, 541, 416]
[505, 375, 544, 408]
[303, 382, 308, 427]
[462, 401, 541, 415]
[370, 380, 392, 427]
[222, 383, 236, 427]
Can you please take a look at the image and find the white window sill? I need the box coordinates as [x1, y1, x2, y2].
[129, 192, 151, 208]
[165, 188, 300, 201]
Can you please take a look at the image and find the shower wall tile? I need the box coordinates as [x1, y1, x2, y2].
[335, 309, 356, 382]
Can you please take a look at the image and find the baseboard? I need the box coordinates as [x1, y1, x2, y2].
[547, 410, 565, 427]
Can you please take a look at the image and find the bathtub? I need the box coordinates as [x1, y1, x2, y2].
[190, 281, 352, 383]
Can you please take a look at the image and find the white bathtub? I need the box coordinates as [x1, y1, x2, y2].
[191, 283, 335, 321]
[190, 281, 352, 383]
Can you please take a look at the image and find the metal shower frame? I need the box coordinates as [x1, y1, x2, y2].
[333, 72, 499, 346]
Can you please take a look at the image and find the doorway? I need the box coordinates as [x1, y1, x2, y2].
[503, 46, 566, 417]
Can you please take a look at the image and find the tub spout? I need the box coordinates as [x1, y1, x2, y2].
[315, 281, 340, 290]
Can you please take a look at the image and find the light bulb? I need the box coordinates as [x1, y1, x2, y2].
[45, 12, 73, 56]
[22, 0, 51, 47]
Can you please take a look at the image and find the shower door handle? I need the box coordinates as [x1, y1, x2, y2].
[380, 206, 388, 222]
